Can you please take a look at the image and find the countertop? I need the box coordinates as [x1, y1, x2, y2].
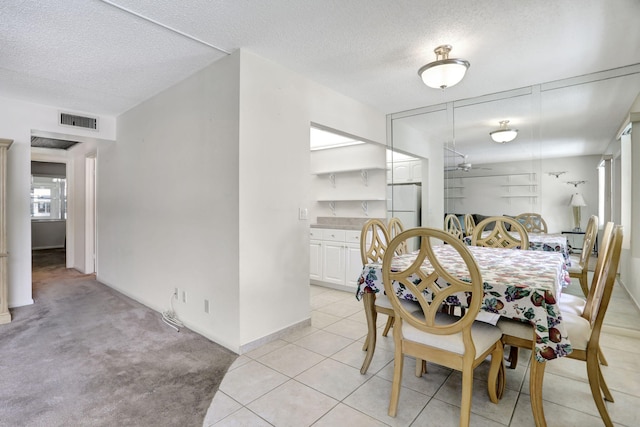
[310, 216, 385, 231]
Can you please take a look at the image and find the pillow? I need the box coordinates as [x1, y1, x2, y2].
[473, 214, 495, 231]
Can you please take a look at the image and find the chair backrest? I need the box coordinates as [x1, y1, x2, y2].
[387, 217, 408, 255]
[464, 213, 476, 237]
[581, 225, 623, 337]
[444, 214, 464, 240]
[360, 219, 390, 264]
[515, 212, 548, 233]
[471, 216, 529, 249]
[382, 227, 483, 341]
[587, 221, 614, 296]
[577, 215, 599, 268]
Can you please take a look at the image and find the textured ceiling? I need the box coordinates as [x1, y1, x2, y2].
[2, 0, 640, 163]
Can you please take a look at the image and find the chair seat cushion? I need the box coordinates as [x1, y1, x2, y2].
[567, 264, 585, 274]
[559, 293, 586, 315]
[375, 294, 420, 311]
[402, 312, 502, 355]
[496, 317, 533, 340]
[562, 312, 591, 351]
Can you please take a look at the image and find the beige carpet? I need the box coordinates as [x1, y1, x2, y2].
[0, 249, 237, 426]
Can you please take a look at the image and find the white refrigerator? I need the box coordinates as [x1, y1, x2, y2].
[387, 183, 421, 230]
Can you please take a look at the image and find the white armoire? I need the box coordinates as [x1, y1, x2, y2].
[0, 138, 12, 324]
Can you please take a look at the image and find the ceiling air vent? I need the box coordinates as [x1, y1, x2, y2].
[60, 112, 98, 130]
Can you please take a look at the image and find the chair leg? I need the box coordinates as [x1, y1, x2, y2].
[360, 292, 377, 374]
[579, 274, 589, 298]
[415, 358, 427, 377]
[597, 362, 614, 402]
[507, 345, 519, 369]
[488, 342, 505, 402]
[460, 367, 474, 427]
[586, 353, 614, 426]
[598, 346, 609, 366]
[381, 315, 394, 337]
[388, 345, 404, 417]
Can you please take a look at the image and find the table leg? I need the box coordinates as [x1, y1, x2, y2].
[529, 352, 548, 427]
[360, 290, 377, 375]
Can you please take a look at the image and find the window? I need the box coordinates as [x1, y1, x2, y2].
[31, 176, 66, 220]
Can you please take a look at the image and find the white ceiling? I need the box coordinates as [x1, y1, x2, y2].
[3, 0, 640, 163]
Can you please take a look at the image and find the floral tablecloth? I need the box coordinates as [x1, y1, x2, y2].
[463, 232, 570, 265]
[356, 245, 572, 362]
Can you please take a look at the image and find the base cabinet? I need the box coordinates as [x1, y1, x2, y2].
[310, 228, 363, 292]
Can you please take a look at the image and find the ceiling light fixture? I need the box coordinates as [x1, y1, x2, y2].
[418, 45, 470, 89]
[490, 120, 518, 143]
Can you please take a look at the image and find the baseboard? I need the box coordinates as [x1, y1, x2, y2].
[32, 245, 65, 250]
[238, 318, 312, 354]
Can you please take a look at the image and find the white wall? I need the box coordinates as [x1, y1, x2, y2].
[0, 97, 115, 307]
[236, 50, 386, 349]
[95, 49, 386, 353]
[97, 53, 242, 351]
[443, 155, 600, 233]
[391, 116, 445, 229]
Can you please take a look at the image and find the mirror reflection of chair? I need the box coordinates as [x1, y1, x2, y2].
[471, 216, 529, 249]
[568, 215, 599, 297]
[464, 213, 476, 237]
[383, 228, 505, 425]
[444, 214, 464, 240]
[515, 212, 548, 233]
[387, 217, 407, 255]
[498, 225, 623, 427]
[359, 219, 418, 374]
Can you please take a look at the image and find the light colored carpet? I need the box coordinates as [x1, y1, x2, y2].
[0, 250, 237, 426]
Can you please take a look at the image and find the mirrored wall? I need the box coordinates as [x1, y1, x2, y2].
[387, 64, 640, 234]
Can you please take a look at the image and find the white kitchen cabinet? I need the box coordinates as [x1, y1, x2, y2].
[388, 159, 422, 184]
[310, 228, 363, 292]
[309, 239, 322, 281]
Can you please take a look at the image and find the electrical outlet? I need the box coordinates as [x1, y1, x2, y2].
[181, 290, 187, 303]
[204, 299, 209, 314]
[174, 287, 179, 299]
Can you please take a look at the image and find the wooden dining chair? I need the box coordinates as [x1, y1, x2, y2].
[387, 217, 407, 255]
[498, 225, 623, 427]
[559, 220, 614, 367]
[561, 221, 614, 315]
[471, 216, 529, 250]
[444, 213, 464, 240]
[383, 227, 505, 426]
[464, 213, 476, 237]
[359, 218, 419, 374]
[568, 215, 599, 297]
[515, 212, 548, 233]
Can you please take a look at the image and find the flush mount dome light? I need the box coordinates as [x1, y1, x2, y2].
[490, 120, 518, 143]
[418, 45, 470, 89]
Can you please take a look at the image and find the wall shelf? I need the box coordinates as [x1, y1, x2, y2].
[312, 166, 386, 176]
[316, 197, 386, 202]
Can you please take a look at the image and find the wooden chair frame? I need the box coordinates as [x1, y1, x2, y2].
[383, 228, 505, 426]
[444, 214, 464, 240]
[515, 212, 548, 233]
[359, 219, 393, 374]
[499, 225, 623, 427]
[570, 215, 599, 297]
[387, 217, 407, 255]
[464, 213, 476, 237]
[471, 216, 529, 249]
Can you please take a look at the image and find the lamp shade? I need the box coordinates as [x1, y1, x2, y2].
[418, 45, 470, 89]
[570, 193, 587, 207]
[490, 120, 518, 143]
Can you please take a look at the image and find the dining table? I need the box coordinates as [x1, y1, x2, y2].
[356, 244, 571, 427]
[463, 231, 571, 265]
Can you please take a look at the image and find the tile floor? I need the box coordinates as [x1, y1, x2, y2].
[204, 276, 640, 427]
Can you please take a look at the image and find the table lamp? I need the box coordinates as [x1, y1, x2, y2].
[570, 193, 587, 231]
